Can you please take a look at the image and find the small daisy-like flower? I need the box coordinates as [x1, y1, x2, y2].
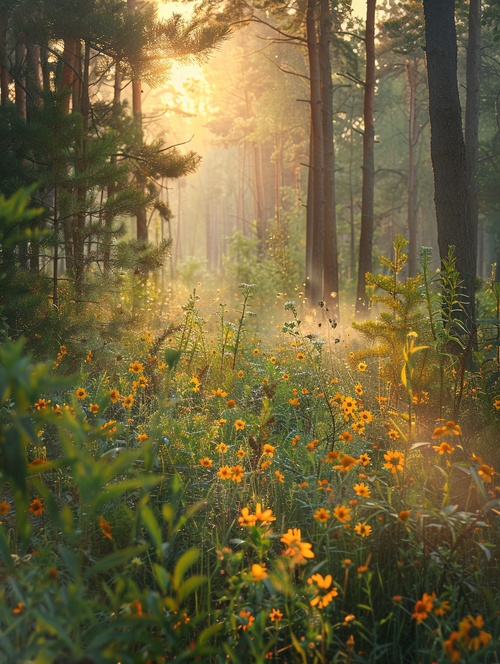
[232, 465, 244, 482]
[76, 387, 87, 399]
[358, 410, 372, 424]
[199, 457, 213, 467]
[238, 507, 256, 527]
[412, 592, 434, 624]
[493, 398, 500, 410]
[216, 442, 228, 454]
[238, 610, 254, 631]
[289, 398, 300, 406]
[296, 352, 306, 360]
[237, 370, 245, 379]
[351, 421, 365, 434]
[99, 515, 113, 540]
[109, 389, 120, 403]
[234, 419, 245, 431]
[333, 505, 351, 523]
[383, 450, 405, 474]
[122, 394, 134, 409]
[387, 429, 400, 440]
[353, 482, 371, 498]
[478, 464, 495, 483]
[307, 573, 338, 609]
[282, 373, 290, 381]
[59, 345, 67, 355]
[129, 361, 144, 374]
[263, 443, 275, 457]
[314, 507, 331, 523]
[212, 387, 228, 397]
[432, 441, 454, 454]
[29, 497, 43, 517]
[89, 403, 99, 414]
[325, 450, 340, 462]
[333, 455, 358, 472]
[432, 420, 462, 439]
[12, 602, 24, 615]
[253, 348, 260, 355]
[270, 356, 277, 365]
[358, 452, 371, 466]
[354, 382, 363, 396]
[34, 398, 49, 411]
[339, 431, 353, 442]
[269, 608, 283, 622]
[226, 399, 236, 407]
[236, 447, 246, 459]
[354, 522, 372, 537]
[357, 361, 367, 372]
[398, 510, 411, 521]
[137, 433, 148, 443]
[306, 439, 319, 451]
[281, 528, 314, 563]
[217, 465, 233, 480]
[255, 503, 276, 525]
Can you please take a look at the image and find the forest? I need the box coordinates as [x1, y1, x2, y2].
[1, 0, 500, 661]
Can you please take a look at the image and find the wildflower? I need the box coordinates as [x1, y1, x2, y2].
[199, 457, 213, 467]
[129, 361, 144, 374]
[398, 510, 411, 521]
[314, 507, 331, 523]
[250, 563, 268, 581]
[339, 431, 353, 443]
[383, 450, 405, 474]
[89, 403, 99, 414]
[238, 610, 254, 631]
[358, 452, 371, 466]
[261, 460, 271, 469]
[76, 387, 87, 399]
[226, 399, 236, 408]
[306, 439, 319, 451]
[263, 443, 275, 457]
[433, 598, 451, 616]
[432, 420, 462, 439]
[296, 352, 306, 360]
[216, 442, 228, 454]
[299, 481, 309, 488]
[269, 608, 283, 622]
[432, 441, 454, 454]
[12, 603, 24, 615]
[342, 397, 357, 416]
[358, 410, 372, 424]
[190, 376, 200, 392]
[212, 387, 228, 397]
[392, 595, 403, 602]
[494, 398, 500, 410]
[122, 394, 134, 409]
[357, 361, 367, 372]
[270, 356, 277, 364]
[218, 418, 227, 426]
[232, 465, 244, 482]
[253, 348, 260, 356]
[457, 614, 491, 651]
[302, 387, 309, 394]
[354, 522, 372, 537]
[217, 465, 233, 480]
[292, 434, 300, 446]
[59, 345, 67, 355]
[281, 528, 314, 563]
[234, 419, 245, 431]
[239, 507, 257, 527]
[34, 398, 49, 411]
[0, 501, 11, 516]
[137, 433, 148, 443]
[325, 450, 340, 462]
[129, 599, 143, 616]
[29, 497, 43, 517]
[282, 373, 290, 381]
[412, 592, 435, 624]
[351, 421, 365, 434]
[99, 515, 113, 540]
[353, 482, 371, 498]
[275, 470, 285, 483]
[52, 404, 62, 415]
[236, 447, 246, 459]
[387, 428, 400, 440]
[289, 398, 300, 406]
[333, 505, 351, 523]
[255, 503, 275, 525]
[307, 574, 338, 609]
[137, 376, 147, 388]
[357, 565, 369, 573]
[333, 455, 358, 472]
[354, 382, 363, 396]
[478, 464, 495, 483]
[237, 370, 245, 379]
[109, 389, 120, 403]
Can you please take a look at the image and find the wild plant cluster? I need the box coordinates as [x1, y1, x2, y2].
[1, 241, 500, 663]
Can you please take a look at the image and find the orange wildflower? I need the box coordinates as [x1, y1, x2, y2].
[99, 515, 113, 540]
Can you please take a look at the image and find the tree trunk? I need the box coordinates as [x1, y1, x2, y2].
[355, 0, 376, 316]
[319, 0, 339, 319]
[465, 0, 481, 272]
[15, 34, 26, 120]
[423, 0, 476, 329]
[0, 11, 9, 106]
[406, 58, 419, 277]
[305, 125, 314, 300]
[306, 0, 325, 307]
[60, 38, 79, 114]
[128, 0, 148, 242]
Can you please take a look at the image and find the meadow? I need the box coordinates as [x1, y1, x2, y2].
[1, 240, 500, 663]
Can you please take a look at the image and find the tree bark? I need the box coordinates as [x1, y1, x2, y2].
[0, 11, 9, 106]
[306, 0, 325, 306]
[465, 0, 481, 274]
[355, 0, 376, 316]
[423, 0, 476, 329]
[14, 34, 26, 120]
[406, 58, 419, 277]
[319, 0, 339, 319]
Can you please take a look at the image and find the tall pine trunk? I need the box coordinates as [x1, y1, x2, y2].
[0, 10, 9, 106]
[406, 58, 419, 277]
[423, 0, 476, 330]
[355, 0, 375, 316]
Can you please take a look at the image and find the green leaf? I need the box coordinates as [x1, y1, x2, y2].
[178, 574, 206, 602]
[164, 348, 182, 371]
[93, 475, 163, 511]
[173, 548, 199, 590]
[84, 545, 147, 579]
[141, 503, 163, 556]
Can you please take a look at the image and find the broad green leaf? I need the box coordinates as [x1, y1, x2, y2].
[173, 548, 199, 590]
